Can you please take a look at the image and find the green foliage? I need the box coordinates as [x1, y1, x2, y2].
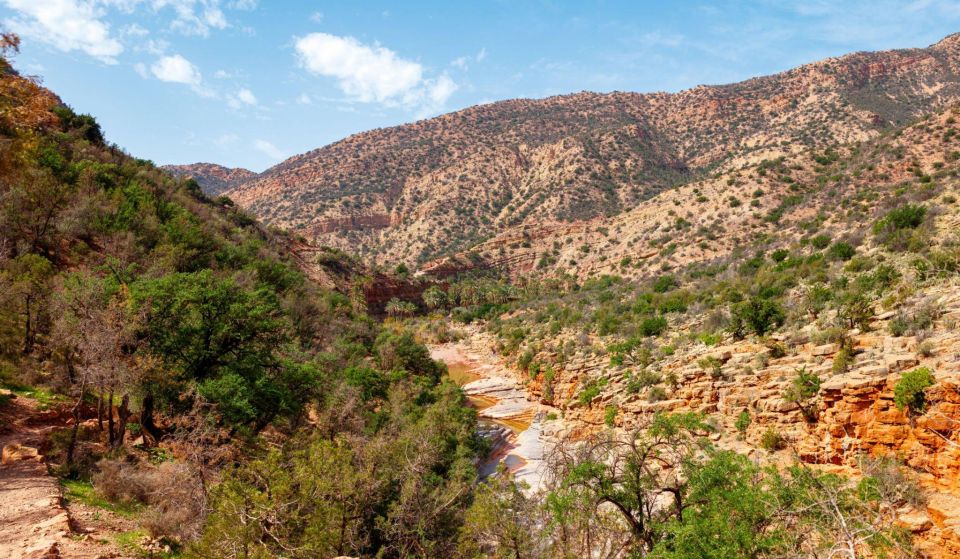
[827, 241, 856, 261]
[783, 367, 821, 421]
[604, 405, 617, 427]
[578, 377, 607, 405]
[133, 270, 311, 429]
[810, 234, 831, 249]
[735, 410, 751, 436]
[638, 315, 668, 337]
[873, 204, 928, 251]
[893, 367, 935, 415]
[422, 285, 448, 310]
[730, 297, 785, 338]
[375, 330, 446, 384]
[193, 382, 480, 559]
[652, 274, 677, 293]
[760, 427, 785, 451]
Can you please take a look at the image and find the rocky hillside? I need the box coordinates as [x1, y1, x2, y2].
[223, 33, 960, 266]
[431, 102, 960, 281]
[163, 162, 255, 196]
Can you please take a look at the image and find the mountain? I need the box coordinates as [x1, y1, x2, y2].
[221, 33, 960, 267]
[163, 162, 255, 196]
[426, 103, 960, 280]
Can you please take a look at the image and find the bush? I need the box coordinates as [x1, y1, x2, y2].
[578, 377, 607, 405]
[770, 249, 790, 263]
[874, 205, 926, 232]
[810, 234, 831, 249]
[760, 427, 785, 451]
[730, 297, 785, 338]
[735, 410, 751, 436]
[783, 367, 821, 421]
[827, 242, 856, 261]
[647, 386, 668, 403]
[94, 458, 206, 541]
[873, 205, 928, 251]
[893, 367, 935, 415]
[652, 275, 677, 293]
[604, 405, 617, 427]
[637, 315, 668, 337]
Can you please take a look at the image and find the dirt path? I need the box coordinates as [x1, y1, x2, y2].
[0, 394, 71, 559]
[0, 393, 132, 559]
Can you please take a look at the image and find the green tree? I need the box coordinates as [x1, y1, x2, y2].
[4, 253, 54, 354]
[459, 465, 539, 559]
[783, 367, 822, 422]
[893, 367, 935, 415]
[422, 286, 449, 310]
[133, 270, 311, 429]
[730, 297, 784, 338]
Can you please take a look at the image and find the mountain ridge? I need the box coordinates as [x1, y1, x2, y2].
[185, 32, 960, 266]
[162, 162, 255, 196]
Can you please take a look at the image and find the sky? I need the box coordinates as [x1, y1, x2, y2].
[3, 1, 960, 172]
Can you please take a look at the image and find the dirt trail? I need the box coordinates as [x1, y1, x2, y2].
[0, 394, 70, 559]
[0, 394, 131, 559]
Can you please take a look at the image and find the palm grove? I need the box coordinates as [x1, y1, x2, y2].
[0, 34, 934, 558]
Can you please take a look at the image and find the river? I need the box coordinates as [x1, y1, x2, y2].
[431, 343, 561, 492]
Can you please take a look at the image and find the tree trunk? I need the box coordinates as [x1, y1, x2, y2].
[139, 392, 160, 446]
[22, 294, 32, 354]
[96, 390, 104, 432]
[107, 391, 115, 445]
[114, 394, 130, 448]
[66, 388, 84, 468]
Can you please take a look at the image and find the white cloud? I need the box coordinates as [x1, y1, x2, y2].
[215, 133, 238, 146]
[237, 88, 255, 104]
[226, 87, 256, 108]
[309, 11, 323, 23]
[476, 47, 487, 62]
[2, 0, 124, 63]
[122, 23, 149, 37]
[296, 93, 311, 104]
[451, 56, 468, 70]
[151, 0, 227, 37]
[227, 0, 255, 9]
[254, 139, 285, 160]
[151, 54, 202, 85]
[294, 32, 457, 113]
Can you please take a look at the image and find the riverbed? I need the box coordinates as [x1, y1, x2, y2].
[431, 343, 562, 492]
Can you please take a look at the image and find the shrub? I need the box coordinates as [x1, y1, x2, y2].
[578, 377, 607, 406]
[810, 234, 831, 249]
[832, 347, 854, 374]
[888, 313, 909, 337]
[652, 275, 677, 293]
[647, 386, 668, 403]
[874, 205, 926, 232]
[735, 410, 751, 437]
[893, 367, 935, 415]
[730, 297, 785, 338]
[873, 205, 928, 251]
[626, 369, 661, 394]
[697, 356, 723, 379]
[637, 315, 668, 337]
[770, 248, 790, 263]
[827, 242, 856, 261]
[783, 367, 821, 421]
[604, 405, 617, 427]
[760, 427, 785, 451]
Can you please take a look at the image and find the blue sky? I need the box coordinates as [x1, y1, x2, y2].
[3, 1, 960, 172]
